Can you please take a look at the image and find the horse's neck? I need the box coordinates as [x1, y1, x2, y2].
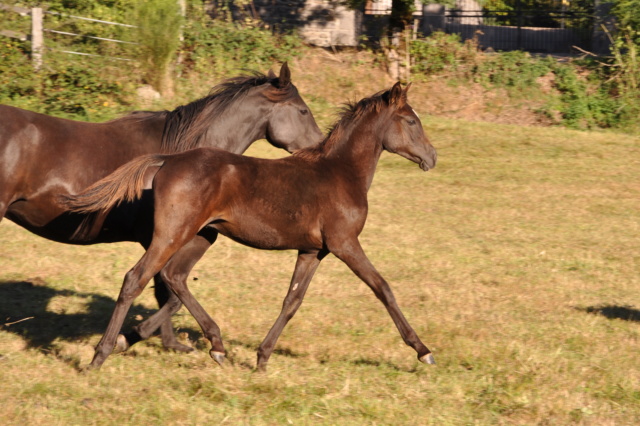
[199, 97, 268, 155]
[329, 118, 385, 191]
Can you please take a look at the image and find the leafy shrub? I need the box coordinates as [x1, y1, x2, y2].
[410, 31, 477, 74]
[473, 51, 556, 92]
[0, 40, 129, 120]
[0, 41, 38, 102]
[181, 17, 303, 76]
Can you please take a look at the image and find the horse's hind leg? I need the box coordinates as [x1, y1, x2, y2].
[256, 249, 327, 371]
[119, 229, 219, 353]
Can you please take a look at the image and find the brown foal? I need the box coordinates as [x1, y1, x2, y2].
[65, 82, 438, 371]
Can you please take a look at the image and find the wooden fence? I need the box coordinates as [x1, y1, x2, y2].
[0, 3, 135, 70]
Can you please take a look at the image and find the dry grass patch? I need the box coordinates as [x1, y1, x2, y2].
[1, 116, 639, 424]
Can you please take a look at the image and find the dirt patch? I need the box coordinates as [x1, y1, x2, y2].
[294, 48, 552, 127]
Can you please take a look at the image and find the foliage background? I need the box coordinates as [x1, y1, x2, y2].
[0, 1, 639, 424]
[1, 0, 638, 131]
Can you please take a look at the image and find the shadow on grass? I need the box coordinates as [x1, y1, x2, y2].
[0, 279, 199, 356]
[225, 338, 307, 370]
[350, 357, 419, 373]
[578, 304, 640, 322]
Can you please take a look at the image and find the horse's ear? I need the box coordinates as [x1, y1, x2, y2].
[389, 81, 406, 107]
[278, 62, 291, 88]
[268, 68, 277, 79]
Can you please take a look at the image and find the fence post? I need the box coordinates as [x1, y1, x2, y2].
[31, 7, 43, 70]
[515, 0, 522, 50]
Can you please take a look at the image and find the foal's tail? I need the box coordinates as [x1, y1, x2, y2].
[63, 154, 167, 214]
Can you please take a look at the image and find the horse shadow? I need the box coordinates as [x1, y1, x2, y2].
[0, 279, 199, 353]
[577, 304, 640, 322]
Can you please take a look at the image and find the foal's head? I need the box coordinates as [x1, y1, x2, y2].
[382, 82, 437, 171]
[262, 63, 324, 152]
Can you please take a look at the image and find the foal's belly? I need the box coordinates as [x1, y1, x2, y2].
[212, 217, 323, 252]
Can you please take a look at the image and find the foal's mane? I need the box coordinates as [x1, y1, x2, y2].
[114, 73, 299, 153]
[294, 88, 390, 160]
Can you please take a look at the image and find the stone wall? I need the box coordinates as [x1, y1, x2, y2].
[252, 0, 362, 47]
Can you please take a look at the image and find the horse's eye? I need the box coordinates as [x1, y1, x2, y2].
[300, 109, 308, 115]
[408, 119, 416, 125]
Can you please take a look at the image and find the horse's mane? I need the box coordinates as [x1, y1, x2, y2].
[294, 88, 390, 161]
[160, 73, 301, 153]
[112, 73, 300, 153]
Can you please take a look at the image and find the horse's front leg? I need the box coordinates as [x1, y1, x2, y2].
[256, 249, 327, 371]
[328, 237, 435, 365]
[117, 228, 219, 353]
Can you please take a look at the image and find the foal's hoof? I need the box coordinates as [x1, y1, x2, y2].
[80, 363, 101, 373]
[113, 334, 131, 354]
[419, 353, 436, 365]
[210, 350, 226, 366]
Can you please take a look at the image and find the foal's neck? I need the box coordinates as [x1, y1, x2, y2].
[328, 113, 387, 191]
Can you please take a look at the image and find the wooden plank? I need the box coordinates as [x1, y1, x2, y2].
[0, 29, 27, 41]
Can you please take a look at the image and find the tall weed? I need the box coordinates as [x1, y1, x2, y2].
[132, 0, 183, 96]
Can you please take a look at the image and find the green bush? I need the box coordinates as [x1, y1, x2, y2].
[0, 41, 37, 102]
[0, 40, 129, 120]
[473, 51, 556, 92]
[410, 32, 475, 74]
[182, 17, 303, 76]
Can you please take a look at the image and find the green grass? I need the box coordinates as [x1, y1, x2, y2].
[1, 115, 639, 424]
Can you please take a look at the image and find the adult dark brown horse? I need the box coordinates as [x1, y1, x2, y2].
[0, 63, 323, 353]
[65, 82, 437, 371]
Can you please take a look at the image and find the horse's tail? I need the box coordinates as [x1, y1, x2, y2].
[63, 154, 167, 214]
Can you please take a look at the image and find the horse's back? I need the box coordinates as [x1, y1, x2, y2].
[0, 105, 160, 234]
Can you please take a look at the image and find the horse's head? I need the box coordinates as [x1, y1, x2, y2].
[263, 63, 324, 153]
[382, 82, 437, 171]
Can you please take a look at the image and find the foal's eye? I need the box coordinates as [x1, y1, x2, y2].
[407, 119, 416, 125]
[300, 109, 309, 115]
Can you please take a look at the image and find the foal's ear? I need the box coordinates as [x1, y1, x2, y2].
[277, 62, 291, 88]
[268, 68, 277, 79]
[389, 81, 407, 107]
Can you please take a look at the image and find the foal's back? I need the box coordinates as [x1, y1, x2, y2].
[151, 148, 360, 251]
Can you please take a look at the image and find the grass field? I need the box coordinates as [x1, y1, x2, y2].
[1, 109, 639, 424]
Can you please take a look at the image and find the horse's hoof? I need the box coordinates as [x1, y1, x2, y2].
[210, 350, 226, 366]
[419, 353, 436, 365]
[80, 363, 101, 373]
[164, 342, 195, 353]
[113, 334, 130, 354]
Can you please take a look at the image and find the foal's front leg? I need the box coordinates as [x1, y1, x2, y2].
[328, 237, 435, 365]
[256, 249, 327, 371]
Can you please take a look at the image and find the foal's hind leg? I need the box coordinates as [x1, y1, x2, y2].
[89, 242, 184, 369]
[119, 229, 219, 352]
[256, 250, 327, 371]
[328, 237, 435, 365]
[156, 269, 227, 366]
